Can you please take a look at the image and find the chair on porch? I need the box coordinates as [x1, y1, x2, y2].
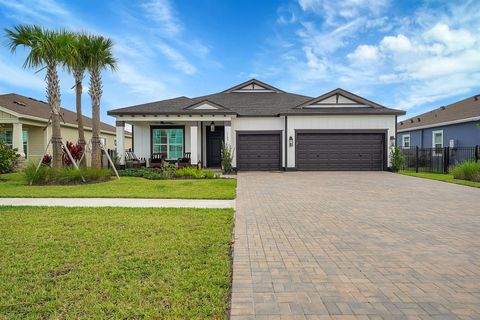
[124, 151, 146, 168]
[149, 153, 164, 168]
[177, 152, 191, 169]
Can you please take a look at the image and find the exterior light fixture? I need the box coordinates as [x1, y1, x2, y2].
[289, 136, 293, 147]
[210, 121, 215, 132]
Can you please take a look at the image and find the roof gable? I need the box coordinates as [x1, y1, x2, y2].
[223, 79, 284, 93]
[296, 89, 382, 109]
[184, 99, 228, 111]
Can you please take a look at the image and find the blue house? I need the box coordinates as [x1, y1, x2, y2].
[397, 94, 480, 149]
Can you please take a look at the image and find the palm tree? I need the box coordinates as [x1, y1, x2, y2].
[63, 33, 88, 166]
[84, 35, 117, 169]
[5, 25, 75, 168]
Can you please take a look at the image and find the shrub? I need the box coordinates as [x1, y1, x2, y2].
[0, 141, 20, 173]
[118, 165, 219, 180]
[23, 162, 112, 185]
[221, 142, 234, 174]
[42, 154, 52, 166]
[452, 161, 480, 182]
[62, 141, 83, 166]
[389, 146, 404, 172]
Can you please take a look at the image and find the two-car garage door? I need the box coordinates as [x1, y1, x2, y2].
[296, 132, 385, 171]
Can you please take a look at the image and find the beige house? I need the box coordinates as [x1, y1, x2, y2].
[0, 93, 132, 162]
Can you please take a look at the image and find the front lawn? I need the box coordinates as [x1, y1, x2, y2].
[0, 173, 236, 199]
[0, 206, 233, 319]
[399, 170, 480, 188]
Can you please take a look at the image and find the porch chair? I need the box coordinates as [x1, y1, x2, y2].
[124, 151, 146, 168]
[177, 152, 191, 169]
[149, 153, 164, 168]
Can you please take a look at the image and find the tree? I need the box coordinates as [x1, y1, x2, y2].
[63, 33, 88, 166]
[84, 35, 117, 169]
[5, 25, 75, 168]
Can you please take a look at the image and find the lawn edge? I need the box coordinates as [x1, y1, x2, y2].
[398, 171, 480, 188]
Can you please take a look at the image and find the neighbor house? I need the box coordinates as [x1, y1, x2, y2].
[108, 79, 405, 171]
[0, 93, 132, 162]
[397, 94, 480, 149]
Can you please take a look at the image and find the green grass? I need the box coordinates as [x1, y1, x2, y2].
[399, 170, 480, 188]
[0, 206, 233, 319]
[0, 173, 236, 199]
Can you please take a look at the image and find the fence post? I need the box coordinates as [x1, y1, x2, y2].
[415, 146, 419, 173]
[443, 146, 450, 174]
[476, 145, 479, 162]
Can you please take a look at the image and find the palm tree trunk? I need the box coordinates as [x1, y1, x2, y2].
[89, 67, 102, 169]
[74, 69, 86, 167]
[47, 62, 63, 168]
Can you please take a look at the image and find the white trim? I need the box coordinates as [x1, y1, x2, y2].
[402, 134, 410, 148]
[397, 116, 480, 132]
[432, 130, 444, 149]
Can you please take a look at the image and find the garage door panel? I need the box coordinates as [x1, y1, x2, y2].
[296, 132, 385, 171]
[237, 133, 281, 171]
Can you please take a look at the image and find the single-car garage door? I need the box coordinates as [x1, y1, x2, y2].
[296, 132, 385, 171]
[237, 132, 281, 171]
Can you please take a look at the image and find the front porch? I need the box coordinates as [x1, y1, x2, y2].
[115, 116, 233, 168]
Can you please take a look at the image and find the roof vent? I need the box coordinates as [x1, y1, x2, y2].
[410, 119, 414, 123]
[474, 95, 480, 101]
[417, 118, 421, 122]
[13, 100, 26, 107]
[400, 121, 404, 125]
[441, 106, 446, 110]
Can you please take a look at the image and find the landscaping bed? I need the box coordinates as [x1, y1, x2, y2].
[399, 170, 480, 188]
[0, 173, 236, 199]
[0, 206, 233, 319]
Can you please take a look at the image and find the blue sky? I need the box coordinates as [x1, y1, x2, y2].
[1, 0, 479, 125]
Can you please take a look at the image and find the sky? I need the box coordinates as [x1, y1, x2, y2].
[0, 0, 479, 125]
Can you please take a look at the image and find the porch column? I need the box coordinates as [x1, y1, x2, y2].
[116, 121, 125, 165]
[224, 121, 232, 146]
[12, 122, 25, 157]
[190, 124, 198, 165]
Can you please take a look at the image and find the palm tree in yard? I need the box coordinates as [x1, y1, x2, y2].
[5, 25, 75, 168]
[64, 33, 88, 166]
[84, 35, 117, 169]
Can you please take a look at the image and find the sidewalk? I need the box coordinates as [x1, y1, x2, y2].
[0, 198, 235, 209]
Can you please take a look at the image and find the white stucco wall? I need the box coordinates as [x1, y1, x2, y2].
[286, 115, 396, 168]
[230, 117, 285, 167]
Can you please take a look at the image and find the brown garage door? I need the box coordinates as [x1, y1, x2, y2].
[237, 133, 281, 171]
[296, 132, 385, 171]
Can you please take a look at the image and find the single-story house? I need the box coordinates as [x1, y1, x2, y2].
[397, 94, 480, 148]
[0, 93, 132, 162]
[108, 79, 405, 171]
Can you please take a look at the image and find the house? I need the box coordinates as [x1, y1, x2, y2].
[108, 79, 405, 171]
[0, 93, 132, 162]
[397, 94, 480, 149]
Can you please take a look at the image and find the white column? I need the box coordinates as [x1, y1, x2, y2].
[224, 121, 232, 146]
[116, 121, 125, 165]
[12, 122, 25, 157]
[190, 124, 198, 165]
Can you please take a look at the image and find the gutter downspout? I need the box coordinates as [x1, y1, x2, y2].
[284, 115, 288, 171]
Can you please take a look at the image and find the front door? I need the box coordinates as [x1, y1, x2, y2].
[207, 126, 224, 167]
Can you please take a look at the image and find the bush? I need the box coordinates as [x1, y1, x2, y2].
[0, 142, 20, 173]
[452, 161, 480, 182]
[118, 165, 220, 180]
[389, 146, 404, 172]
[23, 162, 112, 185]
[221, 142, 234, 174]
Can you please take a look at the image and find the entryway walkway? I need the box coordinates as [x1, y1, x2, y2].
[231, 171, 480, 319]
[0, 198, 234, 208]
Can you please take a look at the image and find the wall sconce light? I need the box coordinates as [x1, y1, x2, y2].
[210, 121, 215, 132]
[289, 136, 293, 147]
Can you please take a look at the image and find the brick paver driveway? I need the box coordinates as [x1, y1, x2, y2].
[231, 172, 480, 320]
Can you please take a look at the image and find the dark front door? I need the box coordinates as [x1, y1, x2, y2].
[296, 132, 385, 171]
[207, 126, 224, 167]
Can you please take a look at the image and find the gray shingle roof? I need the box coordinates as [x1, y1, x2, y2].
[107, 79, 405, 117]
[398, 94, 480, 130]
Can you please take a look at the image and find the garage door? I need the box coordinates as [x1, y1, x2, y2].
[296, 132, 385, 171]
[237, 133, 281, 171]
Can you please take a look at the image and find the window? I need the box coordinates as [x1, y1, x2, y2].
[22, 129, 28, 158]
[152, 128, 183, 160]
[432, 130, 443, 155]
[402, 134, 410, 148]
[0, 128, 13, 147]
[99, 137, 107, 147]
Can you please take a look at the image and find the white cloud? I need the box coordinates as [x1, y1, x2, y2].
[156, 43, 197, 75]
[0, 56, 44, 90]
[347, 45, 379, 62]
[140, 0, 181, 36]
[423, 23, 476, 52]
[380, 34, 413, 53]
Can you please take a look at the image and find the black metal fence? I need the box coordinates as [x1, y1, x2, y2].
[401, 146, 480, 173]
